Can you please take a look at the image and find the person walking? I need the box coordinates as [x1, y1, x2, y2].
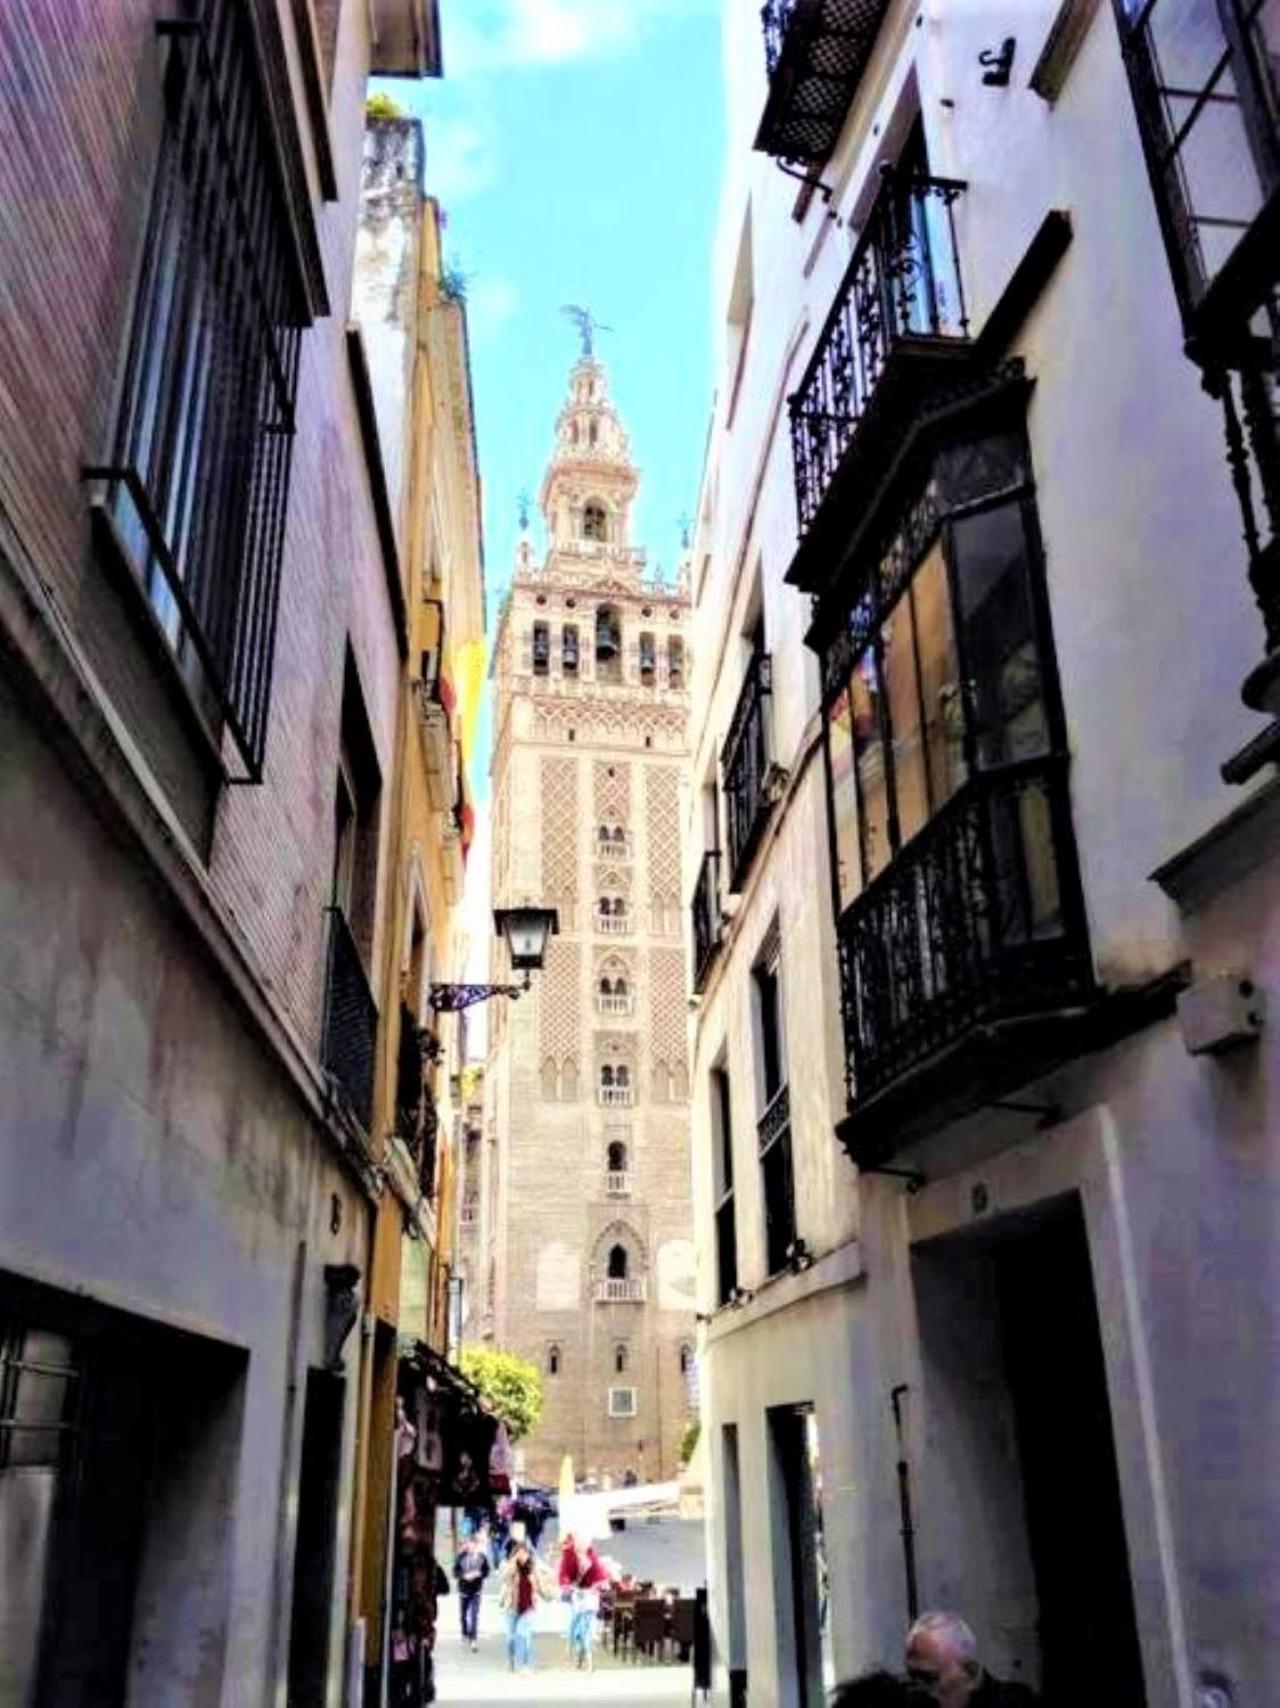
[453, 1532, 490, 1651]
[497, 1540, 554, 1674]
[558, 1533, 610, 1671]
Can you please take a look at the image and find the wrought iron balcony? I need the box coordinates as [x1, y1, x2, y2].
[788, 170, 970, 588]
[322, 908, 378, 1132]
[723, 653, 773, 891]
[605, 1170, 632, 1198]
[836, 756, 1095, 1162]
[394, 1001, 427, 1147]
[593, 1278, 647, 1304]
[691, 849, 724, 993]
[758, 1085, 796, 1279]
[756, 0, 892, 165]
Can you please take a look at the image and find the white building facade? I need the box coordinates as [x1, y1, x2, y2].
[686, 5, 1279, 1707]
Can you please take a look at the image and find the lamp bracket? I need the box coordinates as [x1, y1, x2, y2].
[428, 978, 530, 1014]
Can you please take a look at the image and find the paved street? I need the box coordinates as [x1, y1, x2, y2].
[434, 1518, 705, 1707]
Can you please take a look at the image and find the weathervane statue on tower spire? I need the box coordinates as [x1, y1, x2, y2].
[561, 304, 612, 360]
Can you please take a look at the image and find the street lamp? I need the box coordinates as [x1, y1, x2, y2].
[428, 905, 560, 1013]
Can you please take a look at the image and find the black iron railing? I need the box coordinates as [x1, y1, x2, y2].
[758, 1085, 795, 1278]
[723, 652, 773, 890]
[87, 0, 306, 779]
[692, 849, 723, 992]
[395, 1002, 426, 1145]
[791, 171, 969, 536]
[715, 1196, 738, 1306]
[837, 757, 1092, 1109]
[322, 909, 378, 1131]
[419, 1085, 439, 1200]
[757, 0, 893, 164]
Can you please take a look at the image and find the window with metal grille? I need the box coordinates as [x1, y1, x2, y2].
[88, 0, 307, 779]
[608, 1386, 637, 1418]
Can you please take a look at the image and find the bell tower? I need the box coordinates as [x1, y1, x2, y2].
[539, 357, 641, 565]
[484, 343, 695, 1486]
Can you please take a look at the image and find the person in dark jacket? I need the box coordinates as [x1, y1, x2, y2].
[831, 1672, 933, 1706]
[905, 1613, 1039, 1707]
[453, 1535, 490, 1650]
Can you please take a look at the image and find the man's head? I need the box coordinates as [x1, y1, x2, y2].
[905, 1613, 984, 1707]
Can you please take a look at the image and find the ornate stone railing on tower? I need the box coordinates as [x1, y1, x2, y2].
[598, 835, 632, 860]
[599, 1085, 634, 1108]
[756, 0, 893, 165]
[593, 1278, 647, 1304]
[553, 540, 647, 570]
[691, 848, 723, 993]
[723, 652, 773, 891]
[605, 1170, 632, 1198]
[597, 912, 631, 936]
[321, 908, 378, 1133]
[790, 169, 969, 544]
[598, 992, 634, 1016]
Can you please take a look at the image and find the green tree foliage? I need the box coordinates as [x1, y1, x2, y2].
[678, 1416, 701, 1468]
[366, 91, 407, 121]
[460, 1346, 544, 1442]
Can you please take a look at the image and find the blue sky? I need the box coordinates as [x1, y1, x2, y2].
[373, 0, 725, 806]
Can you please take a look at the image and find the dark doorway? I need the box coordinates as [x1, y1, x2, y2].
[287, 1369, 345, 1707]
[994, 1199, 1146, 1706]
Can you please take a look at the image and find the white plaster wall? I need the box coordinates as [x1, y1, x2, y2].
[0, 685, 369, 1706]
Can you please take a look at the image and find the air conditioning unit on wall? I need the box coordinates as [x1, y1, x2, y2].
[608, 1386, 637, 1418]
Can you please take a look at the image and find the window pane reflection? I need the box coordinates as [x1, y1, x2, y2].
[951, 502, 1049, 767]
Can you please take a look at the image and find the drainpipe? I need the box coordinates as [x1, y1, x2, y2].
[890, 1385, 919, 1623]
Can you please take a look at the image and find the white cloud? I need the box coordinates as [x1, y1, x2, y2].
[427, 112, 499, 202]
[466, 276, 521, 344]
[446, 0, 715, 74]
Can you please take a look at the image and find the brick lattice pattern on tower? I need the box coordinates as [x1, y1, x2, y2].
[482, 353, 696, 1484]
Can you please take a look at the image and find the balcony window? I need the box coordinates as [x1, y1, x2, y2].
[598, 897, 629, 934]
[322, 661, 381, 1131]
[756, 0, 893, 165]
[1113, 0, 1280, 324]
[788, 158, 969, 573]
[598, 975, 632, 1015]
[599, 1064, 633, 1107]
[711, 1066, 737, 1306]
[1113, 2, 1280, 664]
[723, 646, 773, 890]
[89, 0, 307, 779]
[691, 848, 724, 992]
[819, 418, 1095, 1151]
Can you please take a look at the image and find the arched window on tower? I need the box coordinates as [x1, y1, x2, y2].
[548, 1344, 561, 1376]
[583, 501, 607, 542]
[607, 1139, 628, 1174]
[614, 1343, 628, 1375]
[589, 420, 599, 448]
[595, 604, 621, 681]
[679, 1344, 692, 1376]
[607, 1244, 629, 1280]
